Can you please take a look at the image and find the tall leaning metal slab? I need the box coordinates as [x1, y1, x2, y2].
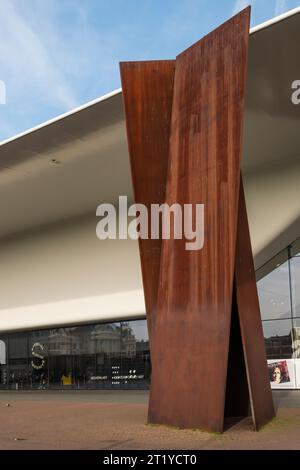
[149, 8, 251, 433]
[120, 7, 275, 433]
[119, 61, 175, 335]
[234, 180, 275, 430]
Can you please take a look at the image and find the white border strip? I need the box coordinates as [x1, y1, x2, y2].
[1, 7, 300, 147]
[0, 87, 122, 146]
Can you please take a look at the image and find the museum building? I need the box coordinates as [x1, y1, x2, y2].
[0, 8, 300, 391]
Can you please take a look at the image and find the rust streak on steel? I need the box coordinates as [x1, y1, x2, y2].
[149, 8, 251, 432]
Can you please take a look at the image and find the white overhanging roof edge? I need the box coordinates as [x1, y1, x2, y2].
[0, 87, 122, 147]
[249, 5, 300, 34]
[1, 6, 300, 148]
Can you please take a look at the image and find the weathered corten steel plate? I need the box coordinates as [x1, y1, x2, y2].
[235, 180, 275, 430]
[148, 8, 251, 433]
[120, 60, 175, 334]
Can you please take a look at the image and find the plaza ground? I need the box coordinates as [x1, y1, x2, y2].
[0, 390, 299, 450]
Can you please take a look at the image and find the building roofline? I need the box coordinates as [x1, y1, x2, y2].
[0, 87, 122, 147]
[250, 5, 300, 34]
[1, 6, 300, 147]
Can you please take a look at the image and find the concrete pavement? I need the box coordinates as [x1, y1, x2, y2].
[0, 390, 299, 450]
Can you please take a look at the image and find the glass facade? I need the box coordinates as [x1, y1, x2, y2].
[257, 237, 300, 389]
[0, 320, 150, 390]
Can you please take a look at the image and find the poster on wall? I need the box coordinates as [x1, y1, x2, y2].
[268, 359, 296, 389]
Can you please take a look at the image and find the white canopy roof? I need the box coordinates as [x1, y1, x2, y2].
[1, 7, 300, 269]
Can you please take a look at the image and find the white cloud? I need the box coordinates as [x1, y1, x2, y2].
[0, 0, 126, 139]
[232, 0, 253, 15]
[275, 0, 288, 16]
[0, 0, 77, 110]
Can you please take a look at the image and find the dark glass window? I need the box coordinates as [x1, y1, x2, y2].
[120, 321, 150, 389]
[263, 319, 293, 359]
[257, 260, 291, 321]
[0, 339, 8, 389]
[290, 256, 300, 318]
[8, 333, 29, 389]
[29, 330, 49, 389]
[47, 328, 73, 389]
[0, 319, 149, 390]
[71, 325, 96, 389]
[292, 319, 300, 359]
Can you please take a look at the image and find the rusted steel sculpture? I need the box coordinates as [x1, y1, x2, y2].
[120, 7, 274, 432]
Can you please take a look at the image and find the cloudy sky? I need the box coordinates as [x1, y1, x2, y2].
[0, 0, 299, 141]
